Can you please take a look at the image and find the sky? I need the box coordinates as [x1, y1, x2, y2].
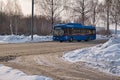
[0, 0, 104, 15]
[19, 0, 104, 15]
[18, 0, 31, 15]
[0, 0, 31, 15]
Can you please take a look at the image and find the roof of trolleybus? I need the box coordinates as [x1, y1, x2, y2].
[54, 23, 96, 30]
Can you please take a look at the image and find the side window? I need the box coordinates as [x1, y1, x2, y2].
[69, 28, 73, 35]
[89, 30, 92, 34]
[81, 29, 85, 35]
[72, 29, 81, 35]
[64, 28, 67, 34]
[88, 30, 96, 34]
[93, 30, 96, 34]
[64, 28, 72, 35]
[85, 29, 94, 34]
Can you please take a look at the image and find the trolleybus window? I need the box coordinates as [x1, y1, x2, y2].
[54, 28, 64, 36]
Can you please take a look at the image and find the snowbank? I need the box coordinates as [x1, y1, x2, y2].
[96, 35, 109, 40]
[0, 64, 52, 80]
[0, 34, 113, 43]
[0, 35, 53, 43]
[63, 37, 120, 76]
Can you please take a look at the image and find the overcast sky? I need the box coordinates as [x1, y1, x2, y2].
[20, 0, 104, 15]
[0, 0, 31, 15]
[0, 0, 104, 15]
[18, 0, 31, 15]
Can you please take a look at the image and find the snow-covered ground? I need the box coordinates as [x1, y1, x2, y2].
[0, 35, 53, 43]
[0, 34, 110, 43]
[96, 35, 110, 40]
[63, 36, 120, 76]
[0, 35, 53, 80]
[0, 64, 52, 80]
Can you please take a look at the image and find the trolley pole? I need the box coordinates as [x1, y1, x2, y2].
[31, 0, 34, 40]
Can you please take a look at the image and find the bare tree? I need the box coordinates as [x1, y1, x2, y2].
[105, 0, 112, 36]
[5, 0, 22, 35]
[5, 0, 14, 34]
[0, 0, 4, 12]
[13, 0, 23, 35]
[110, 0, 120, 34]
[59, 0, 76, 22]
[73, 0, 94, 25]
[35, 0, 63, 33]
[0, 1, 5, 24]
[91, 0, 99, 26]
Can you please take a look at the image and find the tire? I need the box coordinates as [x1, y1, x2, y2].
[69, 37, 73, 42]
[77, 40, 81, 42]
[85, 37, 90, 41]
[60, 40, 63, 42]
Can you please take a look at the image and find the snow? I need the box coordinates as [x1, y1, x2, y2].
[0, 35, 53, 43]
[96, 35, 109, 40]
[63, 36, 120, 76]
[0, 64, 52, 80]
[0, 34, 110, 44]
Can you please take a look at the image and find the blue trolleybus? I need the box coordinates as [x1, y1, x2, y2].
[53, 23, 96, 42]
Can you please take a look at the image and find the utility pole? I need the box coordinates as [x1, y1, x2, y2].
[31, 0, 34, 40]
[51, 0, 54, 34]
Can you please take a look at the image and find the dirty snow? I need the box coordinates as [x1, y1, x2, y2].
[63, 36, 120, 76]
[0, 35, 53, 43]
[0, 64, 52, 80]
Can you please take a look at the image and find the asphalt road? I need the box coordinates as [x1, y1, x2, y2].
[0, 40, 120, 80]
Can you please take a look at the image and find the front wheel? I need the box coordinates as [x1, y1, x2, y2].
[77, 40, 81, 42]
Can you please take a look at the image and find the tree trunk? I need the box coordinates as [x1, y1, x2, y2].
[10, 19, 13, 35]
[107, 2, 110, 37]
[115, 22, 117, 34]
[82, 0, 85, 25]
[15, 17, 18, 35]
[93, 6, 96, 26]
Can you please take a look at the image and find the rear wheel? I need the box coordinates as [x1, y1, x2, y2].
[85, 37, 90, 41]
[60, 40, 63, 42]
[69, 37, 73, 42]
